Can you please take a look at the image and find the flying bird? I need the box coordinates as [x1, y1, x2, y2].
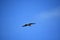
[22, 23, 36, 27]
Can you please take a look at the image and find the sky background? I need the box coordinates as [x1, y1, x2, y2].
[0, 0, 60, 40]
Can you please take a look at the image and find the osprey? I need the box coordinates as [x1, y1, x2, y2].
[22, 23, 36, 27]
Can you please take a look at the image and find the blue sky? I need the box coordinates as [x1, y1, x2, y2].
[0, 0, 60, 40]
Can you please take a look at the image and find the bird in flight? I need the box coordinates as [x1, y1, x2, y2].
[22, 23, 36, 27]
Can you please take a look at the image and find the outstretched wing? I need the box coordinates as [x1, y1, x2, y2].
[29, 23, 36, 24]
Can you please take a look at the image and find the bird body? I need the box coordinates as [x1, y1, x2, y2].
[22, 23, 35, 27]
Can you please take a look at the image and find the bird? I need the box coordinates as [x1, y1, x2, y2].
[22, 23, 36, 27]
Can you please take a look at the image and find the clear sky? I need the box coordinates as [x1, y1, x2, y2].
[0, 0, 60, 40]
